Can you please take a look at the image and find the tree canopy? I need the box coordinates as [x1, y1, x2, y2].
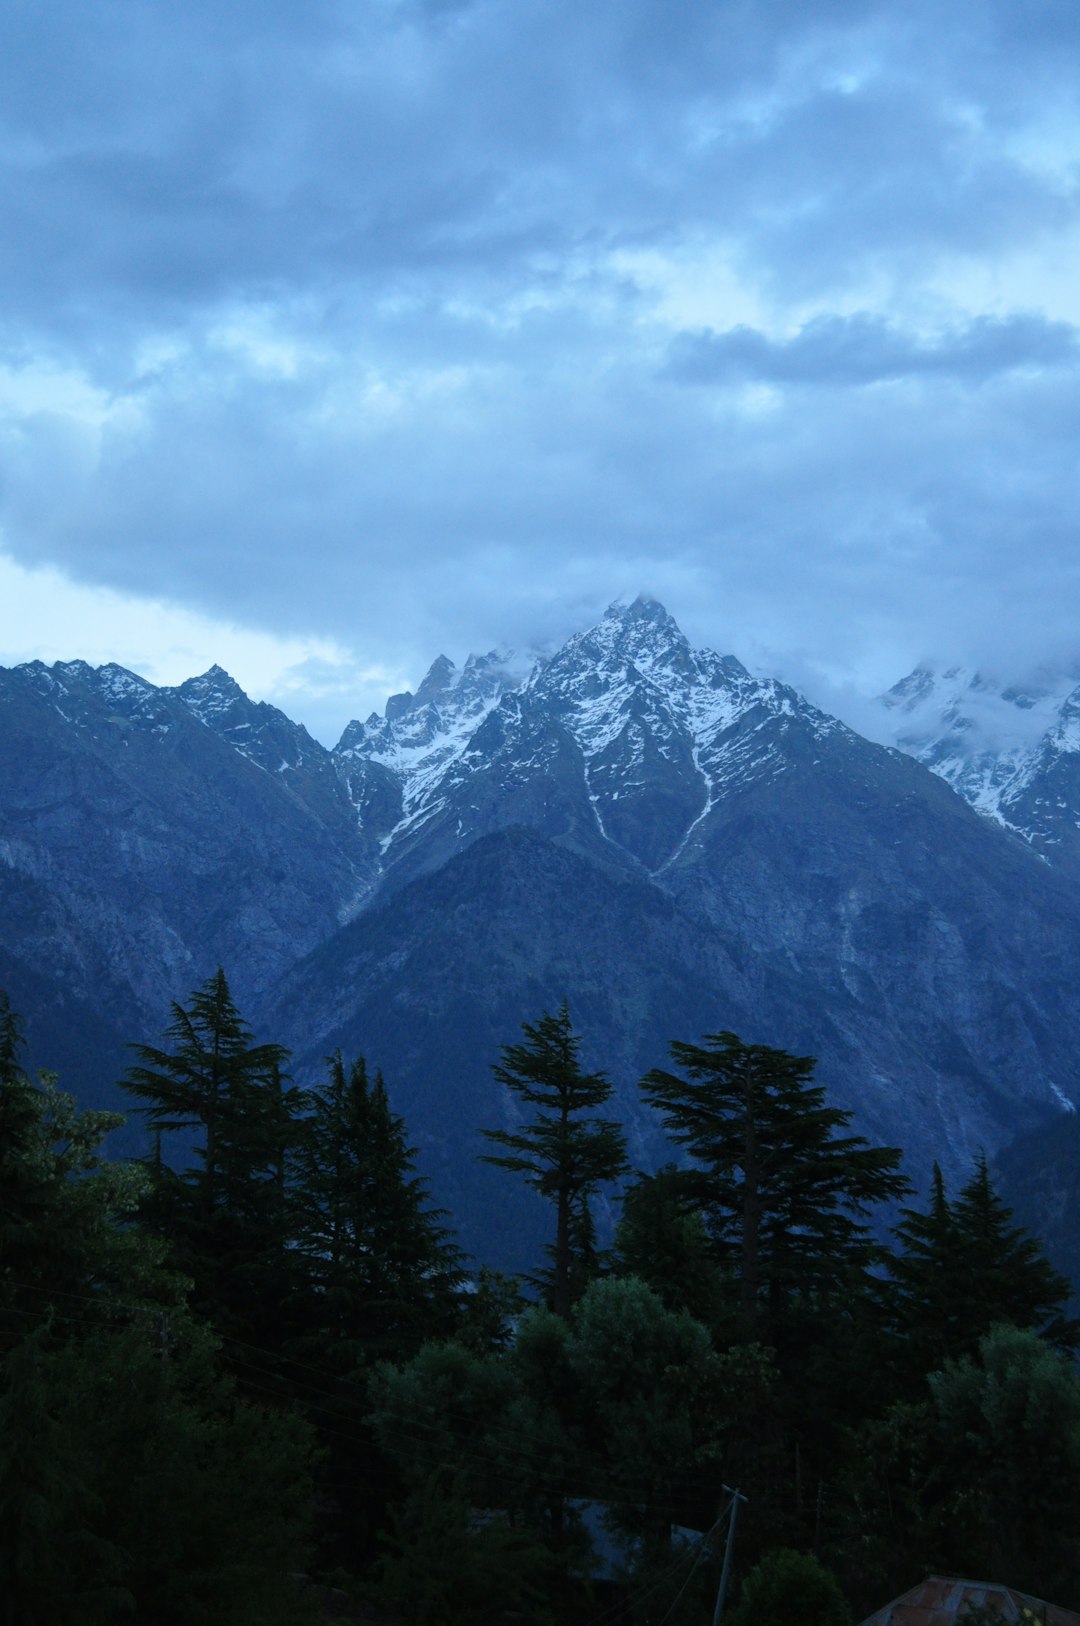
[641, 1032, 908, 1325]
[292, 1049, 462, 1369]
[8, 974, 1080, 1623]
[481, 1003, 628, 1317]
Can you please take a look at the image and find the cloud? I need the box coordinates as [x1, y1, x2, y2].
[0, 547, 371, 735]
[3, 0, 1071, 348]
[665, 312, 1080, 387]
[2, 0, 1080, 737]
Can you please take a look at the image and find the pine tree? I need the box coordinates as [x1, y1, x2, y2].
[887, 1163, 963, 1381]
[889, 1154, 1077, 1387]
[0, 994, 319, 1622]
[953, 1151, 1076, 1344]
[124, 967, 292, 1218]
[641, 1032, 907, 1327]
[122, 968, 302, 1346]
[293, 1051, 462, 1369]
[481, 1004, 628, 1318]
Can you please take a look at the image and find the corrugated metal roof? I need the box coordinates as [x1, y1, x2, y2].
[858, 1574, 1080, 1626]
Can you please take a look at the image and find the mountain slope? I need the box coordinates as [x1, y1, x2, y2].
[261, 623, 1080, 1259]
[880, 662, 1080, 874]
[263, 824, 756, 1268]
[333, 596, 858, 889]
[0, 658, 376, 1051]
[5, 601, 1080, 1270]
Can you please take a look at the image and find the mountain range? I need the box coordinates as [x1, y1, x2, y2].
[3, 596, 1079, 1270]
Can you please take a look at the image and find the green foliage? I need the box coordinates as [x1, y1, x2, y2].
[482, 1003, 628, 1317]
[0, 990, 321, 1622]
[951, 1153, 1076, 1346]
[373, 1469, 557, 1626]
[0, 1002, 179, 1350]
[12, 974, 1080, 1615]
[454, 1265, 525, 1354]
[369, 1337, 523, 1509]
[565, 1275, 730, 1545]
[613, 1165, 728, 1327]
[0, 1321, 129, 1626]
[887, 1163, 961, 1378]
[123, 968, 303, 1348]
[729, 1546, 852, 1626]
[923, 1324, 1080, 1599]
[641, 1032, 907, 1327]
[888, 1155, 1076, 1395]
[4, 1315, 320, 1626]
[125, 967, 293, 1210]
[371, 1276, 773, 1609]
[292, 1050, 462, 1370]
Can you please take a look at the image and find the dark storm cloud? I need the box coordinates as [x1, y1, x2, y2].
[666, 313, 1080, 388]
[5, 0, 1053, 337]
[3, 0, 1080, 718]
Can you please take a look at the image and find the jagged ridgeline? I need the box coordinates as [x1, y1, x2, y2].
[4, 596, 1080, 1267]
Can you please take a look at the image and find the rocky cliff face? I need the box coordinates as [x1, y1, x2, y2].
[4, 601, 1079, 1260]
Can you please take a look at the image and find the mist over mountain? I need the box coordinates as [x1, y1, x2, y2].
[878, 660, 1080, 877]
[4, 597, 1080, 1261]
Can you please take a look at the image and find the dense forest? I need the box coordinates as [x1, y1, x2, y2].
[3, 972, 1080, 1625]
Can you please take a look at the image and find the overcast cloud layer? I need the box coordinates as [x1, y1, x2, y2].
[2, 0, 1080, 741]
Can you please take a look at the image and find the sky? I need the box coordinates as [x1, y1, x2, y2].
[2, 0, 1080, 745]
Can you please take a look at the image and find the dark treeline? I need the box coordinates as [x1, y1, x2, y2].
[3, 973, 1080, 1625]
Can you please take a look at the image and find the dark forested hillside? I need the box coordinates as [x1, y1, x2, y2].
[6, 977, 1080, 1623]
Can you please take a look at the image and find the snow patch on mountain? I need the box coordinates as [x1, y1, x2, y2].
[878, 661, 1080, 848]
[173, 665, 247, 721]
[333, 593, 862, 873]
[334, 648, 531, 835]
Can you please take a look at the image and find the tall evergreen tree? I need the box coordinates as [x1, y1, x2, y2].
[952, 1151, 1075, 1343]
[481, 1004, 628, 1318]
[641, 1033, 907, 1327]
[124, 968, 292, 1217]
[293, 1051, 462, 1369]
[0, 994, 321, 1622]
[122, 968, 301, 1346]
[888, 1154, 1076, 1388]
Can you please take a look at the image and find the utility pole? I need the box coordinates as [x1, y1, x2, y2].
[711, 1485, 747, 1625]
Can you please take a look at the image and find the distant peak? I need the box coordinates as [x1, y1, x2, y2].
[415, 653, 457, 705]
[594, 595, 690, 659]
[202, 663, 239, 685]
[174, 666, 248, 714]
[605, 592, 675, 625]
[385, 689, 414, 722]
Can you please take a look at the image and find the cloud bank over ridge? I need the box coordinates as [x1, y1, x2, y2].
[2, 0, 1079, 739]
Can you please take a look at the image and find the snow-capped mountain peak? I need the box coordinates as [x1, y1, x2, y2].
[13, 657, 176, 734]
[879, 661, 1080, 856]
[173, 665, 250, 723]
[331, 596, 857, 878]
